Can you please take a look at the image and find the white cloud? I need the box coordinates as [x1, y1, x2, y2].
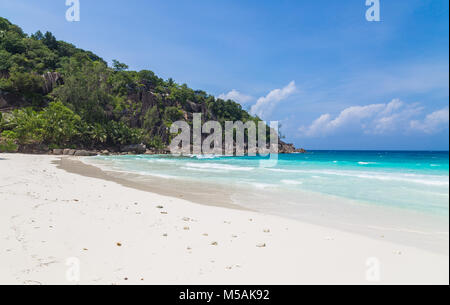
[250, 81, 297, 119]
[410, 107, 449, 134]
[299, 99, 446, 137]
[218, 89, 253, 104]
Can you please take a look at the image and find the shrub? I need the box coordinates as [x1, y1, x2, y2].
[82, 123, 107, 146]
[5, 102, 84, 147]
[8, 108, 45, 144]
[5, 68, 44, 95]
[40, 101, 83, 146]
[0, 130, 18, 152]
[105, 121, 143, 145]
[163, 106, 184, 126]
[0, 50, 12, 72]
[145, 135, 165, 150]
[143, 106, 161, 131]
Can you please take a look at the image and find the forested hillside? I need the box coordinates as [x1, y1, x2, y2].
[0, 17, 301, 154]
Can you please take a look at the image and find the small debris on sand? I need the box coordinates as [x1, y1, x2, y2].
[211, 241, 218, 246]
[183, 227, 190, 231]
[116, 243, 122, 247]
[263, 229, 270, 233]
[182, 217, 190, 222]
[256, 243, 266, 248]
[156, 205, 164, 209]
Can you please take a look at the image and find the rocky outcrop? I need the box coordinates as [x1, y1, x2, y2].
[52, 149, 97, 156]
[63, 149, 76, 155]
[279, 141, 306, 154]
[0, 72, 62, 109]
[120, 143, 147, 154]
[42, 72, 63, 95]
[18, 143, 49, 154]
[0, 95, 6, 109]
[0, 71, 9, 79]
[0, 90, 27, 110]
[74, 150, 97, 156]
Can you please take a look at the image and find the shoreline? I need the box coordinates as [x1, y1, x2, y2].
[56, 157, 249, 212]
[1, 153, 448, 284]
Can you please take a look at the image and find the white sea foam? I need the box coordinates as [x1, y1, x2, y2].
[267, 168, 297, 173]
[188, 154, 220, 159]
[137, 172, 176, 179]
[266, 168, 449, 186]
[281, 180, 303, 185]
[143, 158, 176, 164]
[185, 162, 254, 172]
[181, 166, 227, 173]
[246, 182, 275, 189]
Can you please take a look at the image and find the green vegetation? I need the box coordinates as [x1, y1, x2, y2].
[0, 17, 262, 152]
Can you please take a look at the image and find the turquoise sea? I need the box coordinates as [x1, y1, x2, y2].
[90, 151, 449, 216]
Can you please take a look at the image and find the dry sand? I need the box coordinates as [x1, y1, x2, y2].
[0, 153, 448, 284]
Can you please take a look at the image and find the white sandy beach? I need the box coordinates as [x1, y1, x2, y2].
[0, 153, 448, 285]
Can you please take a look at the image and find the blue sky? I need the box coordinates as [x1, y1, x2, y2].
[1, 0, 449, 150]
